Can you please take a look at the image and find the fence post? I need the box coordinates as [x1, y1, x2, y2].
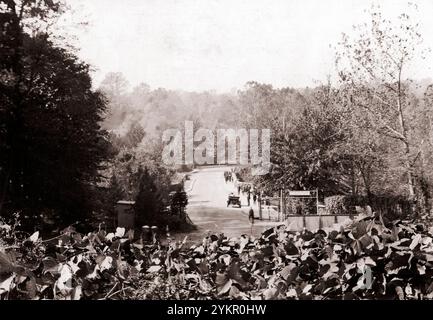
[281, 189, 286, 220]
[258, 192, 263, 220]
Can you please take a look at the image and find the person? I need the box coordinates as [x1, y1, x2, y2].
[238, 185, 241, 195]
[227, 192, 233, 207]
[247, 193, 251, 206]
[248, 207, 254, 223]
[253, 194, 257, 204]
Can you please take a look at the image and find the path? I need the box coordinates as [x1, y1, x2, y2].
[178, 166, 281, 243]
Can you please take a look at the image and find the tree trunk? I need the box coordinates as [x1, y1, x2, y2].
[396, 69, 415, 200]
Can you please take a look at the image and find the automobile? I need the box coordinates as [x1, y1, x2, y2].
[227, 194, 241, 208]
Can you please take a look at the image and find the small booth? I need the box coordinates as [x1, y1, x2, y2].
[115, 200, 135, 230]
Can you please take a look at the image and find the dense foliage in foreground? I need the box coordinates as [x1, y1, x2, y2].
[2, 214, 433, 300]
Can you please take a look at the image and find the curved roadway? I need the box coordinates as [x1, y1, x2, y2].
[183, 166, 280, 241]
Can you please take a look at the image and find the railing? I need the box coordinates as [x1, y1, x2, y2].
[257, 204, 358, 229]
[284, 214, 358, 231]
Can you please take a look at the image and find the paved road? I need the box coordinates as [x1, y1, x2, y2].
[181, 166, 280, 241]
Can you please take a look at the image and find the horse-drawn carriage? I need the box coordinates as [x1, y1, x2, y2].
[227, 194, 241, 208]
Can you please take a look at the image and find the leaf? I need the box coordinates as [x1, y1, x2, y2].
[427, 281, 433, 294]
[263, 287, 278, 300]
[72, 286, 82, 300]
[284, 242, 299, 255]
[395, 286, 404, 300]
[115, 227, 125, 238]
[237, 235, 249, 254]
[199, 278, 212, 293]
[105, 233, 115, 241]
[29, 231, 39, 243]
[0, 274, 15, 294]
[100, 256, 113, 271]
[417, 265, 426, 275]
[410, 234, 422, 250]
[218, 279, 232, 296]
[229, 285, 241, 298]
[280, 263, 296, 281]
[0, 252, 15, 275]
[194, 246, 205, 255]
[364, 257, 376, 267]
[0, 223, 11, 232]
[286, 288, 297, 298]
[215, 271, 227, 289]
[197, 260, 209, 274]
[146, 266, 162, 273]
[43, 257, 60, 275]
[220, 254, 231, 266]
[56, 264, 73, 292]
[302, 284, 313, 294]
[25, 277, 37, 299]
[405, 284, 413, 296]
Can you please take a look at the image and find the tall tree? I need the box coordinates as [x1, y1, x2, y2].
[335, 4, 428, 200]
[0, 0, 110, 223]
[134, 167, 164, 227]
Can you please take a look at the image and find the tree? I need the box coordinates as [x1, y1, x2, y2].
[133, 167, 163, 227]
[335, 4, 429, 200]
[169, 189, 188, 218]
[259, 85, 351, 197]
[0, 0, 110, 224]
[99, 72, 129, 99]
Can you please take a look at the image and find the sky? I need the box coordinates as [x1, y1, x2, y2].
[63, 0, 433, 92]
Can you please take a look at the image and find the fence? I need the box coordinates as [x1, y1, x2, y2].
[285, 214, 356, 231]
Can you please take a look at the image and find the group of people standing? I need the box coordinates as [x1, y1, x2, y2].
[237, 183, 258, 206]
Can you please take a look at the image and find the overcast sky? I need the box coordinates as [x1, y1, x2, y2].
[65, 0, 433, 92]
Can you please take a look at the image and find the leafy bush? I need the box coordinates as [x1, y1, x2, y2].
[325, 195, 356, 215]
[325, 194, 413, 220]
[286, 198, 317, 215]
[2, 214, 433, 300]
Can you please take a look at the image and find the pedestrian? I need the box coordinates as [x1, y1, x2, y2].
[238, 185, 241, 195]
[249, 207, 254, 223]
[253, 194, 257, 204]
[247, 193, 251, 206]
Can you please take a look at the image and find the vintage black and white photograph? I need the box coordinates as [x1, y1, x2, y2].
[1, 0, 433, 304]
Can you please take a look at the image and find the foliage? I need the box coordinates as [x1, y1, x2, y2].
[169, 190, 188, 216]
[336, 3, 429, 200]
[251, 85, 352, 197]
[0, 1, 111, 224]
[231, 5, 433, 214]
[3, 215, 433, 300]
[325, 196, 357, 216]
[285, 198, 317, 216]
[134, 167, 165, 228]
[324, 195, 414, 221]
